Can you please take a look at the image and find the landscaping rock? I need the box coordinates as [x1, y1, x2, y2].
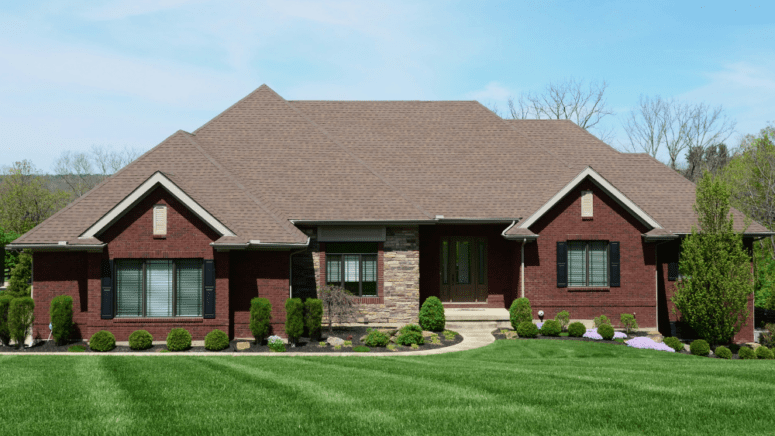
[327, 337, 345, 347]
[504, 331, 518, 340]
[646, 331, 663, 343]
[422, 331, 434, 338]
[236, 342, 250, 351]
[746, 342, 761, 350]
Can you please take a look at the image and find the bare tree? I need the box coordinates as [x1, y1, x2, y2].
[91, 145, 141, 175]
[506, 79, 615, 143]
[53, 151, 96, 198]
[623, 95, 668, 157]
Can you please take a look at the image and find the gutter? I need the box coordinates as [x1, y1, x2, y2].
[5, 243, 106, 252]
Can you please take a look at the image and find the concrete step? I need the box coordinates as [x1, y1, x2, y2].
[445, 308, 509, 321]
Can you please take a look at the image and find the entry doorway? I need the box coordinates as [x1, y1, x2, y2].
[439, 237, 487, 302]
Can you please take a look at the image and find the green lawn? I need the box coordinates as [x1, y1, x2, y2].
[1, 340, 774, 435]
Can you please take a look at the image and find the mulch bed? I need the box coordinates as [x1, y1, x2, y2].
[0, 326, 464, 354]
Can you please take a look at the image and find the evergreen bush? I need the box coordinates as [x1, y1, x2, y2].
[89, 330, 115, 352]
[690, 339, 710, 356]
[8, 297, 34, 347]
[738, 346, 756, 359]
[166, 328, 192, 351]
[0, 294, 13, 346]
[205, 329, 229, 351]
[364, 329, 390, 347]
[419, 296, 445, 331]
[517, 321, 538, 338]
[250, 297, 272, 343]
[755, 345, 774, 360]
[128, 330, 153, 350]
[396, 324, 424, 346]
[555, 310, 570, 331]
[509, 298, 532, 330]
[714, 346, 732, 359]
[50, 295, 73, 345]
[284, 298, 304, 345]
[304, 298, 323, 340]
[5, 252, 32, 298]
[539, 319, 562, 336]
[663, 337, 685, 352]
[568, 322, 586, 337]
[598, 323, 615, 340]
[593, 315, 611, 328]
[619, 313, 638, 334]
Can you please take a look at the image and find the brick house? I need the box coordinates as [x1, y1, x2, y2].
[8, 85, 770, 343]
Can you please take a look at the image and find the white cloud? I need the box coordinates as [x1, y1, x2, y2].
[465, 82, 513, 102]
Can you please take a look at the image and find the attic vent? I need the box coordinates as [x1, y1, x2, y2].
[153, 205, 167, 235]
[581, 191, 593, 218]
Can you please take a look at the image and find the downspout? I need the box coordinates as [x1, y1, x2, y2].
[288, 241, 309, 299]
[521, 238, 526, 299]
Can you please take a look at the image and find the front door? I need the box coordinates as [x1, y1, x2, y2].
[440, 237, 487, 302]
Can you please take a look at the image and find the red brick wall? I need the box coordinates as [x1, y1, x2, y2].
[229, 250, 289, 338]
[525, 180, 657, 328]
[31, 252, 89, 340]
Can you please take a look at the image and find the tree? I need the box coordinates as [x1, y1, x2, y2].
[672, 173, 753, 345]
[683, 143, 731, 183]
[0, 160, 70, 235]
[53, 145, 141, 199]
[5, 251, 32, 298]
[1, 227, 21, 284]
[318, 285, 356, 334]
[506, 79, 614, 143]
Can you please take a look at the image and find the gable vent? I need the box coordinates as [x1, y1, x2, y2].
[581, 191, 593, 218]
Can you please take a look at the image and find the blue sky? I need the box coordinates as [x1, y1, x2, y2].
[1, 0, 773, 171]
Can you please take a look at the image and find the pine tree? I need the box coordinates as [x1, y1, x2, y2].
[672, 173, 753, 345]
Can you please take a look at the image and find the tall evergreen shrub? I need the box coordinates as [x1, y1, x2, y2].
[419, 296, 445, 331]
[6, 252, 32, 298]
[304, 298, 323, 340]
[250, 297, 272, 343]
[284, 298, 304, 345]
[0, 294, 12, 346]
[50, 295, 73, 345]
[9, 297, 34, 347]
[509, 298, 532, 330]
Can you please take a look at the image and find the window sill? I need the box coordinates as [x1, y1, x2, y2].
[567, 287, 610, 292]
[153, 235, 167, 239]
[112, 317, 204, 323]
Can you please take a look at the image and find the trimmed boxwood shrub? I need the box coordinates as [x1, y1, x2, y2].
[714, 346, 732, 359]
[568, 322, 585, 338]
[364, 329, 390, 347]
[205, 329, 229, 351]
[250, 297, 272, 342]
[755, 345, 774, 360]
[593, 315, 611, 328]
[89, 330, 116, 352]
[663, 337, 684, 352]
[739, 346, 756, 359]
[166, 328, 192, 351]
[396, 324, 424, 346]
[598, 323, 615, 340]
[284, 298, 304, 345]
[304, 298, 323, 340]
[50, 295, 74, 345]
[539, 319, 562, 336]
[555, 310, 570, 331]
[0, 294, 13, 346]
[128, 330, 153, 350]
[9, 297, 34, 347]
[509, 298, 532, 330]
[517, 321, 538, 338]
[690, 339, 710, 356]
[419, 296, 445, 331]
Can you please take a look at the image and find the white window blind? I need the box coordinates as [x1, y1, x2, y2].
[146, 260, 173, 317]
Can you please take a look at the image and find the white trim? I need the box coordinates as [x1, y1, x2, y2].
[80, 172, 235, 239]
[518, 167, 662, 230]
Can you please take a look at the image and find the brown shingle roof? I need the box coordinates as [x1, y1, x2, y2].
[12, 85, 769, 246]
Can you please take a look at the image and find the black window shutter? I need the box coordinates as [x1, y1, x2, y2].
[556, 241, 567, 288]
[100, 259, 114, 319]
[610, 242, 620, 287]
[203, 259, 215, 319]
[667, 262, 678, 281]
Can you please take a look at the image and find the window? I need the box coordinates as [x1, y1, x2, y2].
[325, 242, 378, 296]
[568, 241, 608, 287]
[115, 259, 203, 317]
[153, 205, 167, 235]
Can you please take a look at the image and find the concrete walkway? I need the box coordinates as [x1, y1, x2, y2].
[0, 324, 497, 357]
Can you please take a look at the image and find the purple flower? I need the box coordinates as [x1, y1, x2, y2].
[582, 328, 628, 340]
[536, 322, 544, 329]
[625, 337, 675, 352]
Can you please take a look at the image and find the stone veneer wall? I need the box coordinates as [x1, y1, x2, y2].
[294, 226, 420, 325]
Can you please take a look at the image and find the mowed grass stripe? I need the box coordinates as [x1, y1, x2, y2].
[1, 340, 774, 435]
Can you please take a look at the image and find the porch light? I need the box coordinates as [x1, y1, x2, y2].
[538, 310, 544, 321]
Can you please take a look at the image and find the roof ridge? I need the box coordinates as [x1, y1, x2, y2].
[183, 133, 307, 243]
[192, 84, 272, 135]
[283, 92, 435, 220]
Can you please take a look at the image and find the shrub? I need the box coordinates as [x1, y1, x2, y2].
[593, 315, 611, 328]
[396, 324, 424, 346]
[419, 296, 445, 331]
[267, 335, 285, 352]
[759, 323, 775, 348]
[250, 297, 272, 342]
[50, 295, 74, 345]
[353, 345, 370, 352]
[555, 310, 570, 331]
[205, 329, 229, 351]
[304, 298, 323, 340]
[443, 330, 458, 341]
[509, 298, 532, 329]
[128, 330, 153, 350]
[0, 294, 13, 346]
[166, 328, 192, 351]
[568, 322, 586, 337]
[539, 319, 562, 336]
[517, 321, 538, 338]
[68, 344, 86, 353]
[620, 313, 639, 335]
[690, 339, 710, 356]
[319, 285, 356, 334]
[9, 297, 34, 347]
[739, 346, 756, 359]
[364, 329, 390, 347]
[598, 323, 615, 340]
[756, 345, 774, 360]
[5, 252, 31, 298]
[715, 346, 732, 359]
[89, 330, 115, 352]
[284, 298, 304, 345]
[729, 343, 741, 354]
[663, 337, 685, 352]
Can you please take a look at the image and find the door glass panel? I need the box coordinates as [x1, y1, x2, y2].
[146, 260, 173, 317]
[343, 255, 360, 294]
[456, 241, 470, 284]
[478, 241, 486, 284]
[441, 240, 448, 285]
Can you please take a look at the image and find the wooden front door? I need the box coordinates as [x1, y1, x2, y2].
[440, 237, 487, 302]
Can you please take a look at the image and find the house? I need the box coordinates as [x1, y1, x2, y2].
[8, 85, 770, 343]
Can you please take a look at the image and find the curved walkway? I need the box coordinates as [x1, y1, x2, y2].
[0, 326, 496, 357]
